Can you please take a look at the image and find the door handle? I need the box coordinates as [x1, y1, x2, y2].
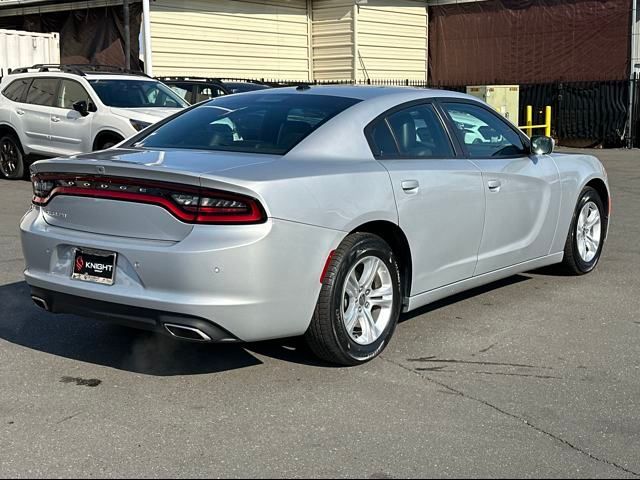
[51, 116, 61, 123]
[401, 180, 420, 193]
[15, 109, 24, 116]
[487, 180, 502, 192]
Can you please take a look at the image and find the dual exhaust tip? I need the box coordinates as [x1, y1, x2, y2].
[32, 295, 212, 343]
[164, 323, 212, 342]
[31, 295, 50, 312]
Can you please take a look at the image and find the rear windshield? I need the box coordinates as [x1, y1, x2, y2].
[132, 93, 361, 155]
[89, 79, 188, 108]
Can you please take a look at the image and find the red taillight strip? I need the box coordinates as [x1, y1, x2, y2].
[36, 186, 200, 222]
[32, 175, 266, 225]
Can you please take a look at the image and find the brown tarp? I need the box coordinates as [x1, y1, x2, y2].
[428, 0, 631, 85]
[0, 4, 142, 70]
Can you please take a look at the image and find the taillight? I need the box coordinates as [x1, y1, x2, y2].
[31, 174, 266, 225]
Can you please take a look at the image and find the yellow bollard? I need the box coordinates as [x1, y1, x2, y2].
[545, 106, 552, 137]
[526, 105, 533, 138]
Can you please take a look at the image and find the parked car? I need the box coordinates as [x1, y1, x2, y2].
[221, 80, 271, 94]
[157, 77, 230, 104]
[159, 76, 271, 104]
[21, 86, 610, 366]
[0, 64, 189, 179]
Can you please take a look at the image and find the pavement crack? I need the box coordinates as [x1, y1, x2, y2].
[56, 411, 83, 425]
[413, 368, 561, 380]
[383, 357, 640, 477]
[471, 371, 561, 380]
[479, 343, 496, 353]
[407, 357, 552, 370]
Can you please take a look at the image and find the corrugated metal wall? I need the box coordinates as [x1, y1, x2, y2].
[356, 0, 427, 81]
[311, 0, 354, 81]
[150, 0, 311, 79]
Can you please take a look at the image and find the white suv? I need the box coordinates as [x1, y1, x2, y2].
[0, 65, 188, 179]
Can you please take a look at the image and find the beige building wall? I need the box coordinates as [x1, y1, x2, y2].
[356, 0, 428, 81]
[311, 0, 355, 81]
[148, 0, 428, 82]
[150, 0, 311, 80]
[310, 0, 428, 81]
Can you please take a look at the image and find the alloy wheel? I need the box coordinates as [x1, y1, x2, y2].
[0, 138, 19, 177]
[341, 255, 394, 345]
[576, 201, 602, 263]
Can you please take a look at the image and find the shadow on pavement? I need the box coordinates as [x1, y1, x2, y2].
[0, 281, 327, 376]
[400, 274, 531, 322]
[1, 275, 535, 374]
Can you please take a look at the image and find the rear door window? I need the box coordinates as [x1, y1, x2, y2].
[2, 78, 31, 103]
[367, 103, 454, 158]
[368, 121, 398, 157]
[25, 78, 59, 107]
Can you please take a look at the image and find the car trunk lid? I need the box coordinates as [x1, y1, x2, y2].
[30, 148, 273, 241]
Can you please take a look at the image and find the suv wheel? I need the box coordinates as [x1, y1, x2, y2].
[94, 133, 124, 151]
[98, 141, 117, 150]
[0, 134, 25, 179]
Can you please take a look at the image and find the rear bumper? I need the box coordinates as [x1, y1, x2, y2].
[21, 208, 343, 342]
[30, 286, 238, 342]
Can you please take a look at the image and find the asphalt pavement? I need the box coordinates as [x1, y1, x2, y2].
[0, 149, 638, 478]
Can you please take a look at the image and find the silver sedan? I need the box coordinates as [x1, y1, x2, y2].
[20, 86, 610, 365]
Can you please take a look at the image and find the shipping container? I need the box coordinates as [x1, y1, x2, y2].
[0, 29, 60, 80]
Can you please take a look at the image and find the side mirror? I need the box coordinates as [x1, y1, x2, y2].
[72, 100, 90, 117]
[531, 135, 554, 155]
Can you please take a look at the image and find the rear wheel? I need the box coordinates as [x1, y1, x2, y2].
[94, 133, 124, 151]
[305, 233, 402, 366]
[559, 186, 606, 275]
[0, 134, 25, 179]
[98, 141, 117, 150]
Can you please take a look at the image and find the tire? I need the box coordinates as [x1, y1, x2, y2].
[94, 134, 124, 151]
[305, 233, 402, 366]
[559, 186, 607, 275]
[97, 141, 117, 151]
[0, 134, 25, 180]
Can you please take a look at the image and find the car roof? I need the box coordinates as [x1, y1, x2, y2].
[159, 77, 224, 84]
[242, 85, 474, 102]
[3, 71, 156, 82]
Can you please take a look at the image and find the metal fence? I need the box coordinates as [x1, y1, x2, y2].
[632, 73, 640, 148]
[252, 78, 636, 147]
[520, 80, 632, 147]
[257, 78, 465, 91]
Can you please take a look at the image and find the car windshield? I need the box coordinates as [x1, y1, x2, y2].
[89, 79, 189, 108]
[131, 93, 361, 155]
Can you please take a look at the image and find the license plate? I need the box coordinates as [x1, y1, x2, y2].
[72, 248, 117, 286]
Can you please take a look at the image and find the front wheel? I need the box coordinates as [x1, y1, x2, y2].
[0, 134, 25, 179]
[305, 233, 402, 366]
[559, 186, 606, 275]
